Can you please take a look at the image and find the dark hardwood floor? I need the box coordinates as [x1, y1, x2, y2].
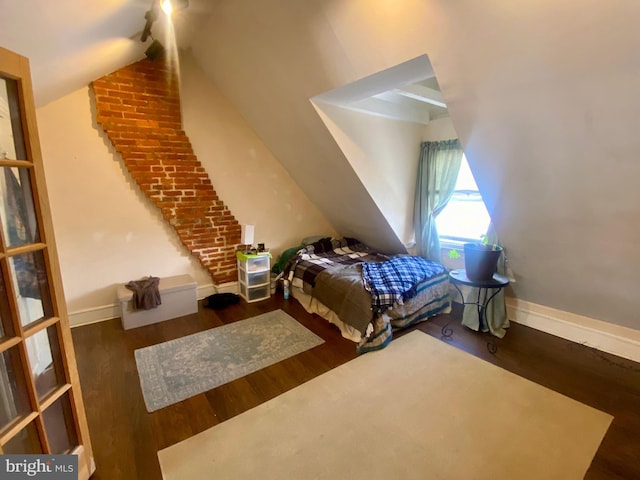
[71, 296, 640, 479]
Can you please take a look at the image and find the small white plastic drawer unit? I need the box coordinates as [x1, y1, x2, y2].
[236, 251, 272, 303]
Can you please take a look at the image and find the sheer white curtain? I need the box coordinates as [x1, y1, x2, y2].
[413, 140, 463, 261]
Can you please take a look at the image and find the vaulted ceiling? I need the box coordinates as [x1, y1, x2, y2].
[0, 0, 214, 106]
[313, 56, 448, 126]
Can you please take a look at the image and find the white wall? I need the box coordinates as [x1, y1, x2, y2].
[36, 53, 335, 323]
[423, 117, 457, 142]
[312, 102, 426, 245]
[190, 3, 408, 255]
[192, 0, 640, 332]
[38, 86, 206, 318]
[180, 52, 335, 251]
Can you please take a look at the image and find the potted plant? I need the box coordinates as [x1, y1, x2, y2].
[448, 235, 503, 281]
[463, 235, 502, 281]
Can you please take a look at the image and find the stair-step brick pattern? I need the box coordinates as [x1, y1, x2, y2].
[92, 57, 240, 284]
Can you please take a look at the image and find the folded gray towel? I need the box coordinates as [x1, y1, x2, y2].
[125, 276, 161, 310]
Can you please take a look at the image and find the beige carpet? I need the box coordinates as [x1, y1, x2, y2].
[158, 331, 612, 480]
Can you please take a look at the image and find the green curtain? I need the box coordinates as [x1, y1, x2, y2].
[461, 224, 509, 337]
[413, 139, 463, 261]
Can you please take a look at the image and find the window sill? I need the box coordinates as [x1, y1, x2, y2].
[440, 238, 469, 250]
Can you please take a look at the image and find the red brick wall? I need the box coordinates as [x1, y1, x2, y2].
[92, 57, 240, 284]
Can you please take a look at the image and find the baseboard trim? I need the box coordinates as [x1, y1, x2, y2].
[68, 291, 640, 363]
[197, 283, 217, 299]
[212, 282, 239, 295]
[69, 304, 120, 328]
[69, 282, 239, 328]
[506, 297, 640, 363]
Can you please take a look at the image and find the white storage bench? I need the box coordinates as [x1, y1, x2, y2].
[117, 274, 198, 330]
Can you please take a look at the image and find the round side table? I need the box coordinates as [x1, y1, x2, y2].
[444, 269, 509, 353]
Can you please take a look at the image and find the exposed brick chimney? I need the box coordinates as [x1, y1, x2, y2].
[92, 56, 241, 284]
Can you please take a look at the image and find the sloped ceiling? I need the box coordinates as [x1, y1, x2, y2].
[0, 0, 214, 106]
[311, 55, 447, 127]
[2, 0, 639, 331]
[188, 0, 640, 331]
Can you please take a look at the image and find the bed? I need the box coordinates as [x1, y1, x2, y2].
[280, 237, 451, 352]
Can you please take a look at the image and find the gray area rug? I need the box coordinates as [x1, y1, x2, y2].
[135, 309, 324, 412]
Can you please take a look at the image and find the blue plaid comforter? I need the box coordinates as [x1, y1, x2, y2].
[362, 256, 447, 313]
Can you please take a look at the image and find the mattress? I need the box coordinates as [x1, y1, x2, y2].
[283, 238, 451, 351]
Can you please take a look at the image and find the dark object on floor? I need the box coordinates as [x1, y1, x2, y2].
[203, 293, 240, 310]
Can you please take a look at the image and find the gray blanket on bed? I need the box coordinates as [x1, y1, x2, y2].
[313, 264, 374, 335]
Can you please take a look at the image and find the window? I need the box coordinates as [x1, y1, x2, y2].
[435, 155, 490, 241]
